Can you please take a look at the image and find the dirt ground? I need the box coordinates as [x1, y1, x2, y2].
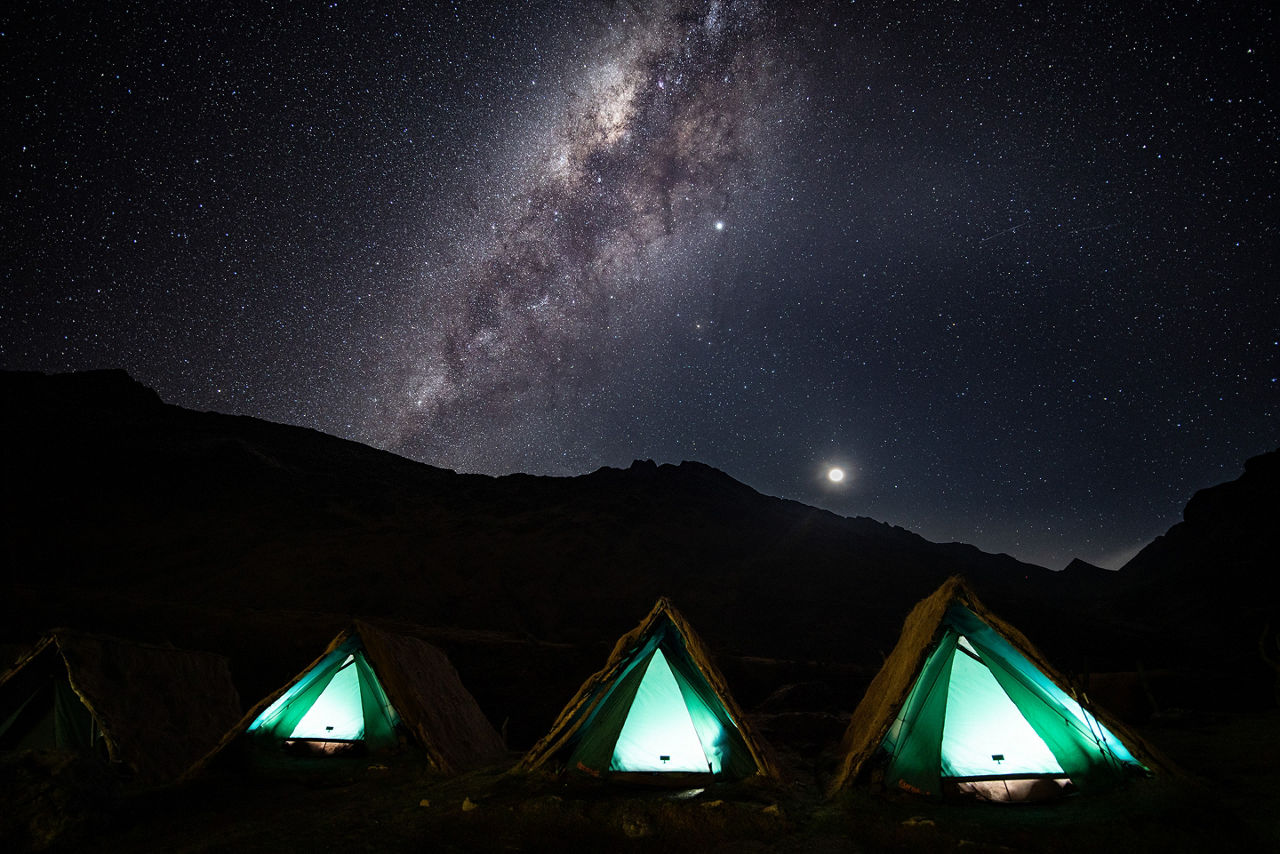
[4, 710, 1276, 853]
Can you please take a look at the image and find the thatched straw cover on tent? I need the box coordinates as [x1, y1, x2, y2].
[826, 576, 1172, 798]
[187, 620, 505, 777]
[0, 630, 241, 784]
[517, 597, 779, 780]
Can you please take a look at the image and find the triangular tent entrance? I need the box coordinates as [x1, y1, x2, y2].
[828, 577, 1165, 801]
[246, 635, 400, 750]
[187, 621, 505, 776]
[518, 598, 777, 781]
[0, 631, 241, 784]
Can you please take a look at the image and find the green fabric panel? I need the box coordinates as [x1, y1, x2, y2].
[978, 650, 1104, 785]
[250, 640, 365, 741]
[565, 639, 657, 774]
[669, 665, 731, 774]
[0, 675, 98, 753]
[944, 606, 1139, 765]
[663, 637, 757, 779]
[53, 674, 96, 751]
[565, 620, 759, 778]
[879, 606, 1146, 795]
[251, 665, 338, 739]
[0, 679, 51, 748]
[945, 606, 1144, 788]
[288, 656, 364, 740]
[883, 630, 958, 797]
[940, 643, 1063, 777]
[973, 644, 1131, 789]
[610, 648, 709, 772]
[0, 652, 58, 749]
[249, 642, 405, 749]
[1, 662, 98, 753]
[355, 652, 400, 750]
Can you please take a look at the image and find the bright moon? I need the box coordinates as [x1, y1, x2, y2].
[827, 467, 845, 483]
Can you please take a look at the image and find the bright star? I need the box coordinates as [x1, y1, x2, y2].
[714, 220, 725, 231]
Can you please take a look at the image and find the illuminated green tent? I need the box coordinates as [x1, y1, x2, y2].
[828, 577, 1168, 801]
[518, 598, 778, 781]
[0, 631, 240, 783]
[186, 621, 505, 776]
[245, 634, 400, 750]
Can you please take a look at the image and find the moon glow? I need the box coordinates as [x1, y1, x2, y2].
[827, 467, 845, 483]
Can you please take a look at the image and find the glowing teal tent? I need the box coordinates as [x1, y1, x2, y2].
[246, 636, 399, 750]
[518, 599, 777, 780]
[828, 578, 1167, 801]
[187, 621, 506, 776]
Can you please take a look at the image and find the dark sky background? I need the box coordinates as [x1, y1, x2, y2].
[2, 1, 1275, 570]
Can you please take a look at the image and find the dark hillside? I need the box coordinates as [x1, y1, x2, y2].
[2, 370, 1276, 734]
[1114, 448, 1280, 705]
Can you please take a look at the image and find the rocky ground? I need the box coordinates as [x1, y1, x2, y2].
[4, 709, 1275, 853]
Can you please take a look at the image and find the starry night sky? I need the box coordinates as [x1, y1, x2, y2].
[3, 1, 1275, 569]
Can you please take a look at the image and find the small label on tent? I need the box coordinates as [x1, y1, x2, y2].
[991, 754, 1005, 763]
[660, 755, 671, 762]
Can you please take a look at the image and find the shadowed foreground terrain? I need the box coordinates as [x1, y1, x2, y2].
[6, 709, 1277, 853]
[2, 370, 1277, 851]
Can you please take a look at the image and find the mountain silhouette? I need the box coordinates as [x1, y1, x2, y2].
[3, 370, 1276, 741]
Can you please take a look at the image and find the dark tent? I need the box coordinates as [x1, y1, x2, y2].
[827, 577, 1169, 801]
[188, 620, 505, 775]
[0, 631, 241, 784]
[518, 598, 778, 781]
